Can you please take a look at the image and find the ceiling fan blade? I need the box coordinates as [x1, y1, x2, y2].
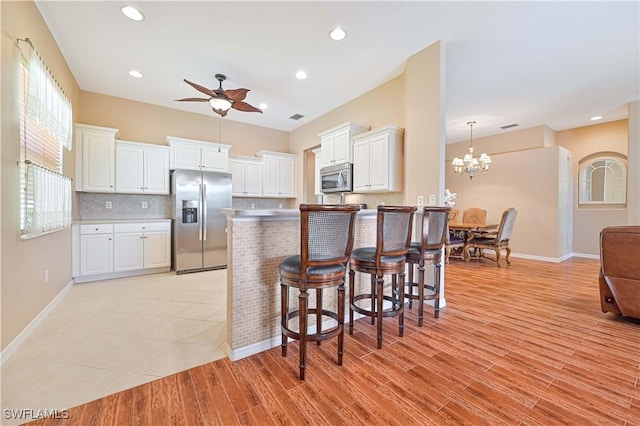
[232, 101, 263, 113]
[212, 107, 228, 117]
[223, 88, 249, 102]
[183, 79, 215, 97]
[175, 97, 210, 102]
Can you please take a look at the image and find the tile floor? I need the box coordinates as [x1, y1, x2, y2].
[1, 269, 227, 425]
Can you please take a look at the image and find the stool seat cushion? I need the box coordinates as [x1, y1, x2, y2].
[449, 235, 465, 244]
[280, 255, 346, 276]
[351, 247, 406, 264]
[408, 242, 443, 257]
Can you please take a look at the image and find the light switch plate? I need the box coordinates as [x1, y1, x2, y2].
[105, 201, 112, 209]
[417, 195, 424, 205]
[142, 202, 148, 209]
[429, 194, 436, 204]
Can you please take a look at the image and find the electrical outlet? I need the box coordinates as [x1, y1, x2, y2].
[44, 270, 49, 283]
[417, 195, 424, 205]
[250, 203, 255, 209]
[105, 201, 112, 209]
[278, 203, 283, 209]
[142, 202, 148, 209]
[429, 194, 436, 205]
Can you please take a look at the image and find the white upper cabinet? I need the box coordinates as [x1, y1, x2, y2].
[116, 141, 169, 194]
[352, 125, 404, 193]
[75, 124, 119, 192]
[166, 136, 231, 172]
[229, 155, 263, 197]
[318, 122, 368, 168]
[257, 151, 297, 198]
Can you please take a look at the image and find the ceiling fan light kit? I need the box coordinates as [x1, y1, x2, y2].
[176, 73, 262, 117]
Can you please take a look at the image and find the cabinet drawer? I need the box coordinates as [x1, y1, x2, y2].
[80, 224, 114, 235]
[114, 222, 170, 233]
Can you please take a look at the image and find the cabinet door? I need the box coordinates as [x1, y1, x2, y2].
[320, 136, 335, 167]
[115, 145, 144, 193]
[171, 143, 201, 171]
[368, 135, 389, 190]
[80, 234, 113, 275]
[332, 129, 351, 164]
[144, 148, 170, 194]
[262, 156, 280, 196]
[229, 159, 246, 196]
[279, 157, 296, 197]
[114, 232, 144, 271]
[201, 146, 228, 172]
[244, 161, 263, 196]
[352, 140, 371, 192]
[143, 231, 171, 268]
[82, 131, 115, 192]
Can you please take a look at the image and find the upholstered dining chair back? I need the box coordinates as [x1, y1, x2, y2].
[496, 208, 518, 242]
[462, 208, 487, 226]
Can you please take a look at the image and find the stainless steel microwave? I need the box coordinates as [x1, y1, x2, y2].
[320, 162, 353, 193]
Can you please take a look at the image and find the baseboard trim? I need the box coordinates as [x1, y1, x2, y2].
[1, 279, 74, 366]
[509, 252, 567, 263]
[571, 252, 600, 260]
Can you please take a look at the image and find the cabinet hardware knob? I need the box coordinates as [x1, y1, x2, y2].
[109, 238, 112, 240]
[95, 228, 99, 231]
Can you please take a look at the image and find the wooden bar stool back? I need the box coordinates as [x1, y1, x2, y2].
[280, 204, 360, 380]
[348, 205, 416, 349]
[406, 206, 450, 324]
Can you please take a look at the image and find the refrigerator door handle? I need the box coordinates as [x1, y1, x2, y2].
[202, 183, 208, 241]
[198, 183, 203, 241]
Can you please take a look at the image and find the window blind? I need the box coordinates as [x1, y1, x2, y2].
[18, 39, 73, 239]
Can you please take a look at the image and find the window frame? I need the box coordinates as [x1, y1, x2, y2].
[578, 156, 627, 206]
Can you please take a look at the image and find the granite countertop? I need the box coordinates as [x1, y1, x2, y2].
[73, 218, 172, 224]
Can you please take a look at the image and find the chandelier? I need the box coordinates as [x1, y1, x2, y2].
[452, 121, 491, 179]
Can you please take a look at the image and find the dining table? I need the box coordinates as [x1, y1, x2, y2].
[448, 222, 499, 261]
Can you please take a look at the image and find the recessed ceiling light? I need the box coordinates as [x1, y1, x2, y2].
[329, 27, 346, 41]
[295, 70, 308, 80]
[121, 6, 144, 21]
[258, 103, 269, 110]
[128, 70, 143, 78]
[590, 115, 603, 121]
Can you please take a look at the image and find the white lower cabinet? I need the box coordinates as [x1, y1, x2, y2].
[79, 225, 114, 276]
[73, 221, 171, 283]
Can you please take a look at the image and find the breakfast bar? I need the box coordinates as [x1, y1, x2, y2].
[222, 208, 379, 360]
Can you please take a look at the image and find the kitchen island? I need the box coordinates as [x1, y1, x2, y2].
[222, 208, 448, 361]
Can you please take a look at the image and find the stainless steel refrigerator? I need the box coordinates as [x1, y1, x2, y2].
[171, 169, 231, 273]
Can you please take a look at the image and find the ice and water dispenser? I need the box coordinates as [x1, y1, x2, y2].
[182, 200, 198, 223]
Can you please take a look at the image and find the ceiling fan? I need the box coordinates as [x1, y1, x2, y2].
[175, 73, 262, 117]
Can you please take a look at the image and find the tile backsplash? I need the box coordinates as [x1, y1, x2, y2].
[78, 193, 171, 220]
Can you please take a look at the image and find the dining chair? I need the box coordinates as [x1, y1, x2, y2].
[405, 206, 450, 324]
[348, 205, 416, 349]
[469, 207, 518, 266]
[280, 204, 360, 380]
[462, 208, 487, 226]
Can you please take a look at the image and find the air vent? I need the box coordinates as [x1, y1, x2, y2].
[289, 114, 304, 120]
[500, 123, 518, 129]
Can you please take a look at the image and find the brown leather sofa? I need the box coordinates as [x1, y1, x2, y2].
[599, 226, 640, 319]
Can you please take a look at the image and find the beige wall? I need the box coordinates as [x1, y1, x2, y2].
[289, 76, 405, 205]
[446, 144, 566, 259]
[79, 92, 289, 156]
[556, 119, 630, 254]
[447, 119, 633, 258]
[403, 41, 445, 208]
[1, 1, 81, 350]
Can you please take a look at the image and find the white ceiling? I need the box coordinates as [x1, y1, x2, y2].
[35, 1, 639, 143]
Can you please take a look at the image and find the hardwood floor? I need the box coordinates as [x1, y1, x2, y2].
[28, 258, 640, 425]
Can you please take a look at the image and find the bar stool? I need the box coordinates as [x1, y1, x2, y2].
[280, 204, 360, 380]
[405, 206, 450, 325]
[348, 205, 416, 349]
